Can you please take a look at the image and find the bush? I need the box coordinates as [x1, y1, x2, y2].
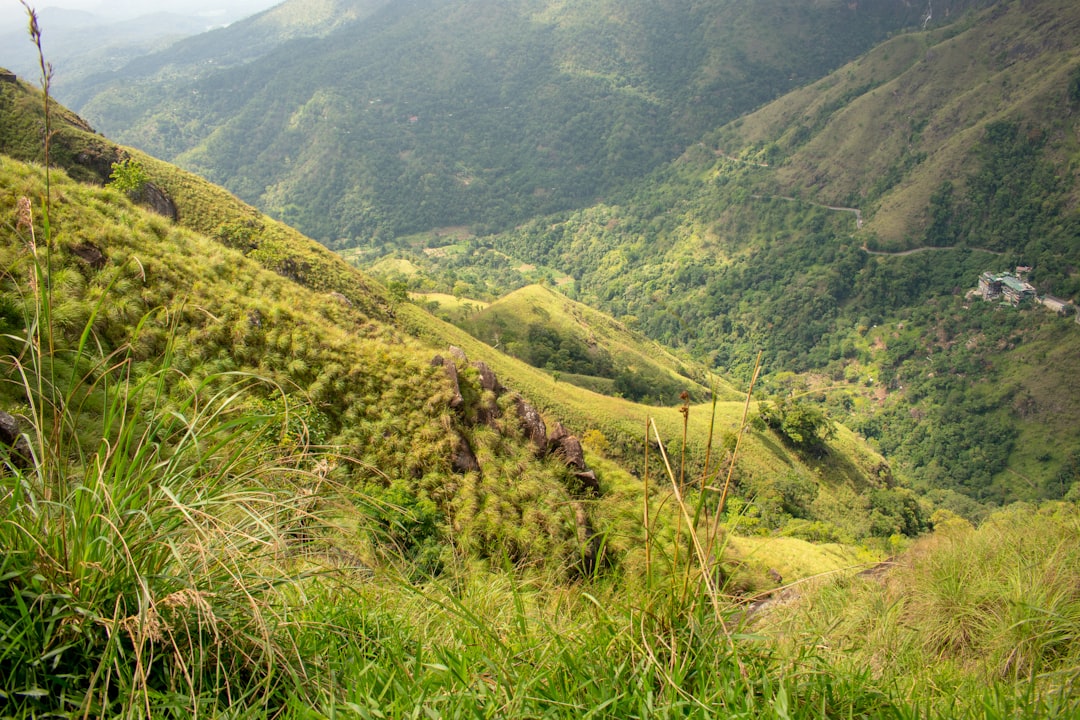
[106, 157, 148, 196]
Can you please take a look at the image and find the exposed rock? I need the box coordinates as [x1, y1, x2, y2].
[448, 345, 468, 364]
[471, 361, 503, 393]
[767, 568, 783, 585]
[442, 361, 464, 410]
[430, 355, 444, 367]
[135, 182, 178, 221]
[572, 470, 601, 495]
[0, 410, 32, 467]
[0, 70, 16, 83]
[548, 421, 569, 445]
[70, 242, 106, 270]
[514, 395, 547, 452]
[329, 291, 352, 307]
[556, 435, 587, 471]
[548, 422, 586, 471]
[572, 501, 601, 576]
[451, 432, 480, 473]
[476, 396, 501, 427]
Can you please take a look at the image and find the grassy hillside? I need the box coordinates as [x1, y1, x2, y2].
[74, 0, 967, 242]
[460, 283, 717, 405]
[5, 20, 1080, 716]
[757, 502, 1080, 715]
[2, 61, 924, 547]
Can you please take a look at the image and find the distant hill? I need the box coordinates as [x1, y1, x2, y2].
[449, 0, 1080, 507]
[72, 0, 979, 243]
[1, 69, 918, 571]
[461, 284, 718, 405]
[0, 7, 235, 99]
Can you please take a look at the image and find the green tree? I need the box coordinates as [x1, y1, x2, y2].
[107, 157, 148, 197]
[759, 397, 835, 456]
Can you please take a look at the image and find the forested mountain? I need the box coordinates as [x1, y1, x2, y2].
[452, 0, 1080, 507]
[0, 8, 208, 94]
[74, 0, 982, 243]
[5, 7, 1080, 716]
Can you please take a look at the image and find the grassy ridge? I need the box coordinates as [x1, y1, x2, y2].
[462, 283, 721, 404]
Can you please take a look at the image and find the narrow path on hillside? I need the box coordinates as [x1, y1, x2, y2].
[750, 194, 862, 228]
[861, 244, 1006, 257]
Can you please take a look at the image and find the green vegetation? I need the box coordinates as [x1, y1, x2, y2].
[461, 284, 713, 405]
[105, 156, 148, 196]
[76, 0, 944, 243]
[758, 397, 836, 457]
[456, 0, 1080, 508]
[4, 3, 1080, 715]
[759, 502, 1080, 716]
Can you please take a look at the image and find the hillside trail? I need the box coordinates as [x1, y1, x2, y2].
[738, 558, 898, 625]
[748, 193, 1012, 257]
[750, 194, 862, 228]
[861, 244, 1005, 257]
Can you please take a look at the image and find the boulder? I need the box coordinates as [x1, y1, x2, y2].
[136, 182, 178, 221]
[448, 345, 468, 364]
[514, 395, 547, 452]
[572, 501, 601, 576]
[70, 242, 106, 270]
[572, 470, 601, 495]
[443, 361, 464, 410]
[471, 361, 503, 393]
[548, 422, 586, 471]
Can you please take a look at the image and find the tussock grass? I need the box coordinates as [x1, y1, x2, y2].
[0, 184, 324, 716]
[756, 502, 1080, 716]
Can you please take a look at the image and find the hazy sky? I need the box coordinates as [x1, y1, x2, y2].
[2, 0, 282, 27]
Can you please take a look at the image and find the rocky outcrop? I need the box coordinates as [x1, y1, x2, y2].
[572, 501, 602, 576]
[70, 242, 106, 270]
[433, 347, 601, 497]
[548, 422, 586, 470]
[431, 355, 464, 410]
[471, 361, 502, 393]
[135, 182, 178, 221]
[514, 396, 548, 453]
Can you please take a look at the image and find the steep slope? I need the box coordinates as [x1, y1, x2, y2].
[74, 0, 979, 243]
[710, 0, 1080, 294]
[465, 0, 1080, 507]
[58, 0, 392, 110]
[2, 68, 915, 567]
[0, 8, 209, 94]
[461, 283, 719, 405]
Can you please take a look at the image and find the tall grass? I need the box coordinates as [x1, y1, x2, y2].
[1, 194, 331, 717]
[0, 20, 327, 711]
[755, 503, 1080, 717]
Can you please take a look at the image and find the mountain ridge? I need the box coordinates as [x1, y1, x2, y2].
[74, 0, 981, 242]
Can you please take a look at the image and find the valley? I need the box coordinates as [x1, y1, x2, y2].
[1, 0, 1079, 716]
